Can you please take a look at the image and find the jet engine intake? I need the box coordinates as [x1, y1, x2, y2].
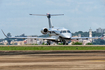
[41, 28, 48, 34]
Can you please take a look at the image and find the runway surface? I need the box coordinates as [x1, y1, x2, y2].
[0, 51, 105, 70]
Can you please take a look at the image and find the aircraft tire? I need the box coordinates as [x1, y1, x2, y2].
[66, 43, 68, 45]
[47, 41, 50, 45]
[63, 41, 66, 45]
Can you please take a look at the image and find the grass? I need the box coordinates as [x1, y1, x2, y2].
[0, 46, 105, 50]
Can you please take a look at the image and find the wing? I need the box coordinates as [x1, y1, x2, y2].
[71, 37, 101, 40]
[9, 36, 56, 41]
[1, 30, 57, 41]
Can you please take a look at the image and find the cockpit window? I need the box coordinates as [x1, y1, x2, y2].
[60, 30, 71, 33]
[67, 30, 71, 33]
[60, 31, 62, 33]
[63, 31, 66, 33]
[51, 31, 55, 33]
[60, 31, 66, 33]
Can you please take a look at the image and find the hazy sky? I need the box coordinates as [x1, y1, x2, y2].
[0, 0, 105, 38]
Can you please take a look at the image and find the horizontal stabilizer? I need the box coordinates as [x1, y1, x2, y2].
[29, 13, 64, 16]
[51, 14, 64, 16]
[29, 14, 47, 16]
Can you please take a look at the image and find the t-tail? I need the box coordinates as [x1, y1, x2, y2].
[30, 13, 64, 28]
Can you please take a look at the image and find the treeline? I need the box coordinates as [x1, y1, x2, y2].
[72, 31, 102, 37]
[93, 39, 105, 45]
[72, 31, 105, 45]
[0, 33, 27, 42]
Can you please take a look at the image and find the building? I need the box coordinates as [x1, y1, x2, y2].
[96, 28, 105, 33]
[96, 28, 102, 33]
[26, 38, 37, 44]
[89, 28, 92, 42]
[11, 40, 27, 45]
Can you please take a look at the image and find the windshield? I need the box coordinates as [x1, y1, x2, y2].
[60, 30, 71, 33]
[67, 30, 71, 33]
[63, 31, 66, 33]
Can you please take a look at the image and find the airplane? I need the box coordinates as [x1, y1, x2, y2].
[2, 13, 102, 45]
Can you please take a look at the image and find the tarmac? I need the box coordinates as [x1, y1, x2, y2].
[0, 50, 105, 70]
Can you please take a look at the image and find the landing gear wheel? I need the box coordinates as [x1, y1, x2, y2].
[47, 41, 50, 45]
[63, 41, 66, 45]
[63, 40, 68, 45]
[66, 43, 68, 45]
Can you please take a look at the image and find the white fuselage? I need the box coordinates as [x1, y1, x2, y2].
[47, 27, 72, 41]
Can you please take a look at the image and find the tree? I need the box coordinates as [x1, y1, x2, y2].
[0, 43, 4, 45]
[72, 42, 82, 45]
[93, 39, 105, 45]
[20, 34, 25, 37]
[7, 33, 12, 37]
[15, 34, 27, 41]
[72, 31, 102, 37]
[0, 39, 4, 42]
[86, 43, 93, 45]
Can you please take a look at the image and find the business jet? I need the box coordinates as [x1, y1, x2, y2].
[2, 13, 102, 45]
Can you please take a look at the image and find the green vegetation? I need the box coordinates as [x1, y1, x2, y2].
[41, 43, 47, 45]
[0, 43, 4, 45]
[58, 43, 63, 45]
[0, 46, 105, 50]
[0, 39, 4, 42]
[72, 31, 102, 37]
[86, 43, 93, 45]
[72, 42, 82, 45]
[72, 31, 89, 37]
[93, 39, 105, 45]
[32, 44, 38, 45]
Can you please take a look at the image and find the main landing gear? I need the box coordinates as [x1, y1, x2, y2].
[47, 41, 51, 45]
[47, 40, 69, 45]
[62, 40, 68, 45]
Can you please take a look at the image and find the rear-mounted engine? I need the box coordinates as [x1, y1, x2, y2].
[41, 28, 48, 34]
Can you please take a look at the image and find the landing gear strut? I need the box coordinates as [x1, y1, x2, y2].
[47, 41, 51, 45]
[63, 40, 69, 45]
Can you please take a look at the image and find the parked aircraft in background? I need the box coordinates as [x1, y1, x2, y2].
[2, 13, 102, 45]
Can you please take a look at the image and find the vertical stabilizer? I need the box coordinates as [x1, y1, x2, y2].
[48, 18, 52, 28]
[47, 14, 52, 28]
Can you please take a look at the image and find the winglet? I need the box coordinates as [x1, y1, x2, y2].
[1, 29, 8, 38]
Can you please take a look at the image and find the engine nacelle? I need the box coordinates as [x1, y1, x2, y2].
[41, 27, 48, 34]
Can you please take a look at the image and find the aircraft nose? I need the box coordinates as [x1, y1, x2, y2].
[65, 35, 71, 38]
[62, 33, 71, 39]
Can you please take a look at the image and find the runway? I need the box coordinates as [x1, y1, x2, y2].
[0, 51, 105, 70]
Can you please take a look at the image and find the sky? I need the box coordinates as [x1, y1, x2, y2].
[0, 0, 105, 38]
